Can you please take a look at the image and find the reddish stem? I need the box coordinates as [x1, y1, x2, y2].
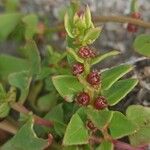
[113, 140, 147, 150]
[90, 136, 147, 150]
[11, 103, 53, 128]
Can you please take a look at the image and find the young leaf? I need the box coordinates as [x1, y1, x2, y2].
[86, 107, 113, 129]
[8, 71, 32, 104]
[0, 54, 29, 80]
[64, 13, 74, 38]
[82, 27, 102, 45]
[96, 141, 114, 150]
[133, 34, 150, 57]
[1, 118, 49, 150]
[63, 114, 89, 146]
[23, 14, 38, 40]
[91, 51, 120, 66]
[101, 64, 133, 90]
[52, 75, 83, 102]
[67, 48, 84, 63]
[103, 79, 138, 105]
[109, 111, 137, 139]
[85, 5, 92, 28]
[0, 13, 21, 41]
[126, 105, 150, 146]
[22, 40, 41, 76]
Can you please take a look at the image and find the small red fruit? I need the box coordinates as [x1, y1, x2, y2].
[127, 12, 141, 33]
[127, 23, 138, 33]
[78, 47, 96, 58]
[86, 120, 96, 130]
[87, 70, 100, 86]
[76, 92, 90, 106]
[72, 63, 84, 76]
[94, 96, 108, 110]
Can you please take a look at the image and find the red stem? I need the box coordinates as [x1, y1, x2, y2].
[90, 136, 147, 150]
[11, 103, 53, 128]
[113, 140, 147, 150]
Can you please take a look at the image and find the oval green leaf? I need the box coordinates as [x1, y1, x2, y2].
[126, 105, 150, 146]
[109, 111, 137, 139]
[91, 51, 120, 66]
[52, 75, 83, 102]
[103, 79, 138, 105]
[63, 114, 89, 146]
[101, 65, 133, 90]
[133, 34, 150, 57]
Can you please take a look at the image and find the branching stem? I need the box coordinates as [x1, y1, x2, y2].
[10, 103, 54, 128]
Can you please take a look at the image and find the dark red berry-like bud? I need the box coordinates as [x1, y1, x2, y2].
[72, 63, 84, 76]
[58, 30, 66, 38]
[78, 47, 96, 58]
[127, 23, 138, 33]
[76, 92, 90, 106]
[131, 12, 141, 19]
[86, 120, 96, 130]
[127, 12, 141, 33]
[94, 96, 108, 110]
[87, 70, 100, 86]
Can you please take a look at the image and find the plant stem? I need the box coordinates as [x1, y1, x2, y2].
[47, 15, 150, 33]
[89, 136, 146, 150]
[113, 140, 146, 150]
[10, 103, 54, 128]
[0, 119, 18, 134]
[93, 16, 150, 28]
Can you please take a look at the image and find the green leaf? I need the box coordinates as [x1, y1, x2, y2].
[0, 102, 10, 118]
[91, 51, 120, 66]
[126, 105, 150, 146]
[44, 104, 66, 136]
[103, 79, 138, 105]
[23, 14, 38, 40]
[96, 141, 114, 150]
[37, 93, 57, 112]
[133, 34, 150, 57]
[109, 111, 137, 139]
[0, 54, 29, 80]
[0, 13, 21, 41]
[22, 40, 41, 76]
[85, 5, 92, 28]
[0, 85, 10, 117]
[67, 48, 84, 63]
[101, 65, 133, 90]
[63, 114, 89, 146]
[1, 118, 48, 150]
[82, 27, 102, 45]
[64, 13, 74, 38]
[8, 71, 31, 103]
[52, 75, 83, 102]
[86, 107, 113, 129]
